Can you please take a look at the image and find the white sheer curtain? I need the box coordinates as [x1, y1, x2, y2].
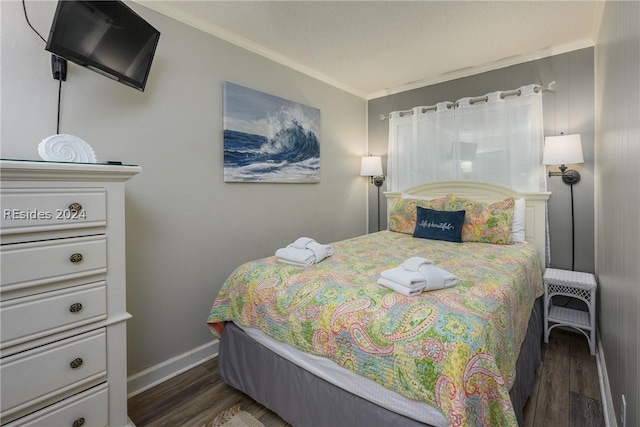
[387, 84, 546, 192]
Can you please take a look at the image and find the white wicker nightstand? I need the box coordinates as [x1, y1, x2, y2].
[544, 268, 597, 355]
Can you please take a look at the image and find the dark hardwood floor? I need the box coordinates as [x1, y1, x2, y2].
[128, 329, 604, 427]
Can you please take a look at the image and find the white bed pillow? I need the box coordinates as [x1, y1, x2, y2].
[511, 198, 526, 243]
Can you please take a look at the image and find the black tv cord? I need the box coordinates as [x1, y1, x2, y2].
[22, 0, 63, 134]
[22, 0, 46, 42]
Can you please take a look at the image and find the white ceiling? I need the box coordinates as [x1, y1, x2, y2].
[137, 1, 603, 100]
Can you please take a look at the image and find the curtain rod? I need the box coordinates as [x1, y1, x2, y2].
[379, 82, 557, 121]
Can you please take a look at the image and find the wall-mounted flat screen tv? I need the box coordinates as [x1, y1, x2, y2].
[46, 0, 160, 91]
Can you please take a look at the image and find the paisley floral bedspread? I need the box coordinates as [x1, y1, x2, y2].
[207, 231, 543, 427]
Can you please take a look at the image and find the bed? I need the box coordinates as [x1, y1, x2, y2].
[207, 181, 551, 427]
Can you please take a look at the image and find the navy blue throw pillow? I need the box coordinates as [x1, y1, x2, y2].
[413, 207, 465, 243]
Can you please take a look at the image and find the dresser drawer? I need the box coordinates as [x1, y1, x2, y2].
[1, 282, 106, 348]
[3, 384, 108, 427]
[1, 189, 106, 236]
[1, 236, 106, 295]
[1, 329, 107, 417]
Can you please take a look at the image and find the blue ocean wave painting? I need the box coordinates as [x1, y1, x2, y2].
[223, 82, 321, 182]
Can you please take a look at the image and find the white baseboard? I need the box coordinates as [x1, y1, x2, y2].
[596, 330, 616, 427]
[127, 340, 219, 398]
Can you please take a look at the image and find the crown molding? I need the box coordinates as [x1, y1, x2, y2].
[366, 39, 595, 100]
[133, 2, 594, 101]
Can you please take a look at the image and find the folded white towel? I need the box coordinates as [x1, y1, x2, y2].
[306, 241, 334, 262]
[401, 256, 434, 272]
[380, 267, 427, 288]
[275, 247, 316, 267]
[418, 264, 460, 290]
[378, 257, 460, 295]
[291, 237, 316, 249]
[377, 278, 425, 296]
[275, 238, 334, 266]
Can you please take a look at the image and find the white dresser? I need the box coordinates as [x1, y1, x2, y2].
[1, 160, 140, 427]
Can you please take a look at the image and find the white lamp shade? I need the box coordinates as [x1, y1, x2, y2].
[360, 156, 383, 176]
[543, 134, 584, 165]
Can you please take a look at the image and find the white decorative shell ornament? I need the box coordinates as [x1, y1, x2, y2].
[38, 134, 97, 163]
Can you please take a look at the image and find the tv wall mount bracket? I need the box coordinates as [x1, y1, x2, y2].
[51, 54, 67, 81]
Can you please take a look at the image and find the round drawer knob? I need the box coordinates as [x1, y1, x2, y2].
[69, 303, 83, 313]
[69, 253, 83, 263]
[69, 203, 83, 213]
[70, 358, 84, 369]
[72, 417, 86, 427]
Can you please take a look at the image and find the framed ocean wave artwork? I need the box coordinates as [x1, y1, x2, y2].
[223, 82, 321, 183]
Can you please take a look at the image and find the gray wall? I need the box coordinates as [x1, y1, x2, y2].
[595, 2, 640, 426]
[368, 48, 595, 273]
[1, 1, 367, 375]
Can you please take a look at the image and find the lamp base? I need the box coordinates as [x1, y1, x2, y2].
[562, 170, 581, 185]
[373, 176, 385, 187]
[548, 169, 581, 185]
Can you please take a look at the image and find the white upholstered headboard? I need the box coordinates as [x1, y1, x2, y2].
[384, 181, 551, 270]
